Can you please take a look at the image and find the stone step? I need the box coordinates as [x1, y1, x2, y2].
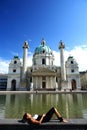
[0, 119, 87, 130]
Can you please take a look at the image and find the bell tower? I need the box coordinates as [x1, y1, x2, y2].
[59, 40, 67, 90]
[59, 40, 66, 81]
[22, 41, 29, 79]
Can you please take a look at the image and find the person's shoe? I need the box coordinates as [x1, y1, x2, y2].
[58, 117, 63, 122]
[58, 117, 68, 123]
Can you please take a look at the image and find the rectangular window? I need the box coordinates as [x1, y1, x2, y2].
[71, 69, 74, 73]
[42, 59, 46, 65]
[13, 69, 16, 72]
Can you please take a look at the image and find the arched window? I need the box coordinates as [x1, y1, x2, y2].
[43, 49, 45, 53]
[42, 59, 46, 65]
[71, 61, 73, 64]
[14, 61, 17, 64]
[71, 79, 76, 90]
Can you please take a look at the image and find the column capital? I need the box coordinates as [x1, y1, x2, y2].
[23, 41, 29, 49]
[58, 40, 65, 49]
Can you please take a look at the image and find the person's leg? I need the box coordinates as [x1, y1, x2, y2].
[42, 107, 65, 123]
[52, 107, 68, 123]
[42, 107, 61, 122]
[54, 108, 61, 117]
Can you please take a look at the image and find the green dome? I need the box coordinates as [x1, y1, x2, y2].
[34, 39, 52, 54]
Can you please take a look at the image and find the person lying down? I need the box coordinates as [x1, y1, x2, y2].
[20, 107, 68, 125]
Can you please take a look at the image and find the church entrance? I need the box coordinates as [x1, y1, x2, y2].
[71, 79, 76, 90]
[11, 79, 16, 90]
[42, 82, 46, 89]
[42, 76, 46, 89]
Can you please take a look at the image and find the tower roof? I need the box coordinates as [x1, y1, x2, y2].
[14, 55, 19, 59]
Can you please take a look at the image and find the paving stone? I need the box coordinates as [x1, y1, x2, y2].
[0, 119, 87, 130]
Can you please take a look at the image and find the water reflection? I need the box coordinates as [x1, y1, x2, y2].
[0, 93, 87, 119]
[0, 95, 6, 118]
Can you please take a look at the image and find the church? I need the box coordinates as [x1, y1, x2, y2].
[7, 39, 81, 91]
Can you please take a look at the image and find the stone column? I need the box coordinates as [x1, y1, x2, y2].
[36, 77, 38, 89]
[59, 40, 67, 90]
[50, 76, 52, 88]
[39, 77, 42, 89]
[22, 41, 29, 79]
[59, 40, 66, 81]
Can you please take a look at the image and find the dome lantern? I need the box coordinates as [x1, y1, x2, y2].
[41, 39, 46, 46]
[34, 39, 53, 55]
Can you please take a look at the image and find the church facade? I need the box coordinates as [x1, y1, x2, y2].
[7, 39, 81, 91]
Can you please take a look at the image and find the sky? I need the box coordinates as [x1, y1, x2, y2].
[0, 0, 87, 73]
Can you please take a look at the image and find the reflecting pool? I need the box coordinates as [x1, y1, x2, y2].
[0, 93, 87, 119]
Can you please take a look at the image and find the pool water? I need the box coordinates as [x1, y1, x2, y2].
[0, 93, 87, 119]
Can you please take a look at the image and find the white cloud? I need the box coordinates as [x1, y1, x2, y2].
[0, 58, 10, 74]
[27, 53, 33, 67]
[53, 51, 60, 66]
[68, 46, 87, 71]
[53, 45, 87, 71]
[0, 45, 87, 73]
